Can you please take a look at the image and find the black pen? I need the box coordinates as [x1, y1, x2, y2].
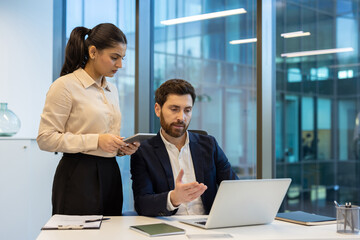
[85, 217, 111, 223]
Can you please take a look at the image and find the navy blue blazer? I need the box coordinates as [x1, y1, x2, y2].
[130, 131, 238, 216]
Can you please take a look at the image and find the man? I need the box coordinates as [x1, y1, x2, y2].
[130, 79, 238, 216]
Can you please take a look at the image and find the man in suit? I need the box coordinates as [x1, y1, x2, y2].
[130, 79, 238, 216]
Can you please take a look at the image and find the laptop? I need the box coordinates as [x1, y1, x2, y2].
[180, 178, 291, 229]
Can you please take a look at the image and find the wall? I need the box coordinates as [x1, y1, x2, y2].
[0, 0, 53, 138]
[0, 139, 59, 240]
[0, 1, 55, 239]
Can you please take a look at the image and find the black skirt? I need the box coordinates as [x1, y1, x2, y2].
[52, 153, 123, 216]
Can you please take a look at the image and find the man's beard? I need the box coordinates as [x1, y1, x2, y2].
[160, 112, 189, 138]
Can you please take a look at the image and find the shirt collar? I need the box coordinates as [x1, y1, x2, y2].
[159, 128, 189, 149]
[73, 68, 111, 91]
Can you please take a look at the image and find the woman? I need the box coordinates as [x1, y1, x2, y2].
[37, 23, 139, 216]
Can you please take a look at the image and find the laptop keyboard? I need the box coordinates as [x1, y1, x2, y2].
[195, 221, 207, 225]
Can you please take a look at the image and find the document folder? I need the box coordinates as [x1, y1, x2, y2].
[41, 214, 105, 230]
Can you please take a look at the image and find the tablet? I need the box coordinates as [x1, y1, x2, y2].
[123, 133, 156, 143]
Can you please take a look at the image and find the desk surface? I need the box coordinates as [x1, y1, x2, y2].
[36, 215, 357, 240]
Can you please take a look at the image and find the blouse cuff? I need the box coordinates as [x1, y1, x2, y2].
[85, 134, 99, 151]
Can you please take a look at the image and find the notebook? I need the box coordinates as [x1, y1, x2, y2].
[180, 178, 291, 229]
[275, 211, 336, 226]
[130, 223, 185, 237]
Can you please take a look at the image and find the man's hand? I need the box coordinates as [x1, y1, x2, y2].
[170, 169, 207, 207]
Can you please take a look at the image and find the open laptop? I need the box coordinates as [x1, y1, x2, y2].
[180, 178, 291, 229]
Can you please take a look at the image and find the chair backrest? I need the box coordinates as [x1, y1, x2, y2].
[188, 130, 208, 135]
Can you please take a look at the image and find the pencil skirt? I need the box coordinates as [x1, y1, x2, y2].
[52, 153, 123, 216]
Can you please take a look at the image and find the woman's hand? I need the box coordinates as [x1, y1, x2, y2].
[119, 142, 140, 156]
[98, 134, 126, 153]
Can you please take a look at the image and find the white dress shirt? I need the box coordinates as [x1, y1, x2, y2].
[37, 68, 121, 157]
[160, 129, 206, 215]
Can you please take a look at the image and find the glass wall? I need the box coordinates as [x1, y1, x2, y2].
[64, 0, 360, 216]
[275, 0, 360, 217]
[66, 0, 136, 211]
[152, 0, 257, 179]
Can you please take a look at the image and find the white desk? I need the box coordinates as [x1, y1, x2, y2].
[36, 216, 358, 240]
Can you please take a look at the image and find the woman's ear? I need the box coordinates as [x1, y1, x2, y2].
[88, 45, 97, 60]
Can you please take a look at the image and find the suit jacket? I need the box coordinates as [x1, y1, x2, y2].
[130, 131, 238, 216]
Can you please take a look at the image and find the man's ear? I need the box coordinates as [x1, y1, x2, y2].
[88, 45, 97, 60]
[154, 103, 161, 117]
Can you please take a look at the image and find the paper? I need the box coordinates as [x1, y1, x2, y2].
[42, 214, 103, 230]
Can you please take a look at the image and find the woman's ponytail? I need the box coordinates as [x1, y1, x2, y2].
[60, 27, 90, 76]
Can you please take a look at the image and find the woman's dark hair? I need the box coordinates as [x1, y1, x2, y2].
[155, 79, 196, 107]
[60, 23, 127, 76]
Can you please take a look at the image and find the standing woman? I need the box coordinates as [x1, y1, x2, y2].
[37, 23, 139, 216]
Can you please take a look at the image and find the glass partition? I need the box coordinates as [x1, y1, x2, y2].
[275, 0, 360, 217]
[151, 0, 257, 179]
[64, 0, 360, 216]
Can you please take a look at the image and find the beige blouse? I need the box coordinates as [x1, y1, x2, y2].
[37, 68, 121, 157]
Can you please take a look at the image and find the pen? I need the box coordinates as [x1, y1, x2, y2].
[334, 200, 351, 230]
[349, 202, 354, 232]
[85, 217, 111, 223]
[344, 203, 348, 230]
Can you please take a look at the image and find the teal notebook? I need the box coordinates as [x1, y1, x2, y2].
[130, 223, 185, 237]
[276, 211, 336, 226]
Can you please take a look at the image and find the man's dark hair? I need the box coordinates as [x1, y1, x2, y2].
[155, 79, 196, 107]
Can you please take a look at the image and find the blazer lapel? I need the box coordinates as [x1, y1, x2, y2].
[189, 132, 204, 184]
[152, 134, 175, 190]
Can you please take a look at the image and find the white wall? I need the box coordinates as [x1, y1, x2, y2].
[0, 0, 53, 138]
[0, 139, 60, 240]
